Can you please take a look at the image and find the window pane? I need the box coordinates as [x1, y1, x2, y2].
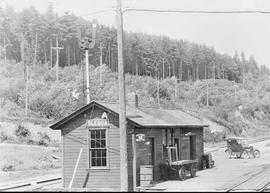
[96, 130, 100, 138]
[101, 140, 106, 148]
[91, 130, 95, 139]
[91, 139, 95, 148]
[97, 149, 101, 157]
[97, 139, 101, 148]
[101, 130, 105, 138]
[97, 157, 101, 166]
[91, 157, 96, 166]
[101, 158, 106, 166]
[101, 149, 106, 157]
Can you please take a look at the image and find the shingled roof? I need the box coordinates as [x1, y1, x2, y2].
[50, 101, 208, 130]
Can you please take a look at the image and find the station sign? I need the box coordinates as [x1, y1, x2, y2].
[87, 112, 109, 127]
[136, 134, 145, 142]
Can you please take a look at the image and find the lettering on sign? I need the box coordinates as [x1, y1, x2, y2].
[136, 134, 145, 142]
[101, 112, 108, 119]
[87, 118, 109, 127]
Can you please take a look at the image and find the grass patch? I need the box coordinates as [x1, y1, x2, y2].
[0, 144, 61, 172]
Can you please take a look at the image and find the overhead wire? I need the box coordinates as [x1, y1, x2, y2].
[122, 8, 270, 14]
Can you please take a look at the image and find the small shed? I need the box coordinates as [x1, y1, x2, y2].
[50, 94, 208, 191]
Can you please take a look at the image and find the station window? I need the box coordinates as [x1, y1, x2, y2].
[89, 129, 108, 168]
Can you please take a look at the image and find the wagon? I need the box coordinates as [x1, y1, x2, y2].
[224, 137, 260, 159]
[166, 146, 198, 180]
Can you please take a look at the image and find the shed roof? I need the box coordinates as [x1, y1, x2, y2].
[50, 101, 208, 130]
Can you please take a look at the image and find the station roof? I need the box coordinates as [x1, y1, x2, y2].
[50, 101, 208, 130]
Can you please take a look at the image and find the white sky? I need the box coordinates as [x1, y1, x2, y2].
[2, 0, 270, 67]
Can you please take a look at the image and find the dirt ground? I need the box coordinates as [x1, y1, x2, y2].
[149, 139, 270, 191]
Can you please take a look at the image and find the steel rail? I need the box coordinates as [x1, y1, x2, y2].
[0, 177, 61, 191]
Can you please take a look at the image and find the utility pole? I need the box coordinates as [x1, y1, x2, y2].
[157, 64, 160, 107]
[34, 33, 38, 67]
[25, 65, 29, 116]
[116, 0, 128, 191]
[206, 82, 209, 107]
[20, 36, 28, 116]
[179, 59, 182, 81]
[162, 58, 165, 79]
[234, 85, 237, 102]
[50, 38, 53, 68]
[80, 21, 97, 104]
[3, 30, 6, 64]
[169, 62, 171, 78]
[1, 17, 8, 65]
[99, 42, 104, 83]
[174, 77, 177, 100]
[85, 48, 90, 103]
[52, 36, 64, 82]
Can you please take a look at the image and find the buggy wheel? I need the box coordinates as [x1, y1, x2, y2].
[241, 150, 249, 159]
[253, 150, 260, 158]
[190, 165, 196, 178]
[179, 166, 186, 181]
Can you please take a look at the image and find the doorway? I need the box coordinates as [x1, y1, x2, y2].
[190, 135, 196, 160]
[148, 137, 155, 166]
[174, 138, 180, 160]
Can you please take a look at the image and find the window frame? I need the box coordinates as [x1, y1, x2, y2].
[88, 126, 109, 170]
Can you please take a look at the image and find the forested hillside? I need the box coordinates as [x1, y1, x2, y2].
[1, 4, 270, 143]
[1, 4, 269, 81]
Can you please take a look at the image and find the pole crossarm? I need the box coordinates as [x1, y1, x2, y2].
[122, 8, 270, 14]
[52, 47, 64, 50]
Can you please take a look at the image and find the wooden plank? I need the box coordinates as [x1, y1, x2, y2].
[68, 148, 83, 188]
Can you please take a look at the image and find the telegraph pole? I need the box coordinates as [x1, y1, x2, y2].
[80, 21, 97, 104]
[34, 33, 38, 67]
[52, 36, 64, 82]
[234, 85, 237, 102]
[116, 0, 128, 191]
[162, 58, 165, 79]
[157, 64, 160, 107]
[25, 65, 29, 116]
[99, 42, 104, 83]
[3, 30, 6, 64]
[50, 38, 53, 68]
[169, 63, 171, 77]
[206, 82, 209, 107]
[20, 36, 28, 116]
[85, 49, 90, 103]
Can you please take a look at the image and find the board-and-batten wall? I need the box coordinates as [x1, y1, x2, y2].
[61, 106, 134, 191]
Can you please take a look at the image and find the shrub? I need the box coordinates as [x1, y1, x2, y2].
[0, 131, 9, 141]
[15, 125, 31, 138]
[37, 132, 50, 146]
[1, 162, 16, 172]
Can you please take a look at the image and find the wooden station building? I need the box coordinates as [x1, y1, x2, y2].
[50, 93, 208, 191]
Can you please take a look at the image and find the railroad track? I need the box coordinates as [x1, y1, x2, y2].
[217, 165, 270, 192]
[0, 176, 61, 191]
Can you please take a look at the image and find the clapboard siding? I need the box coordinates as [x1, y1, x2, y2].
[58, 102, 204, 191]
[61, 106, 122, 191]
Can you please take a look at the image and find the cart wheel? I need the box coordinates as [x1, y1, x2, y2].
[253, 150, 260, 158]
[179, 166, 186, 181]
[190, 165, 196, 178]
[241, 150, 249, 159]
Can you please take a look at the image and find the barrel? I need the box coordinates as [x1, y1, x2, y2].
[140, 165, 153, 187]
